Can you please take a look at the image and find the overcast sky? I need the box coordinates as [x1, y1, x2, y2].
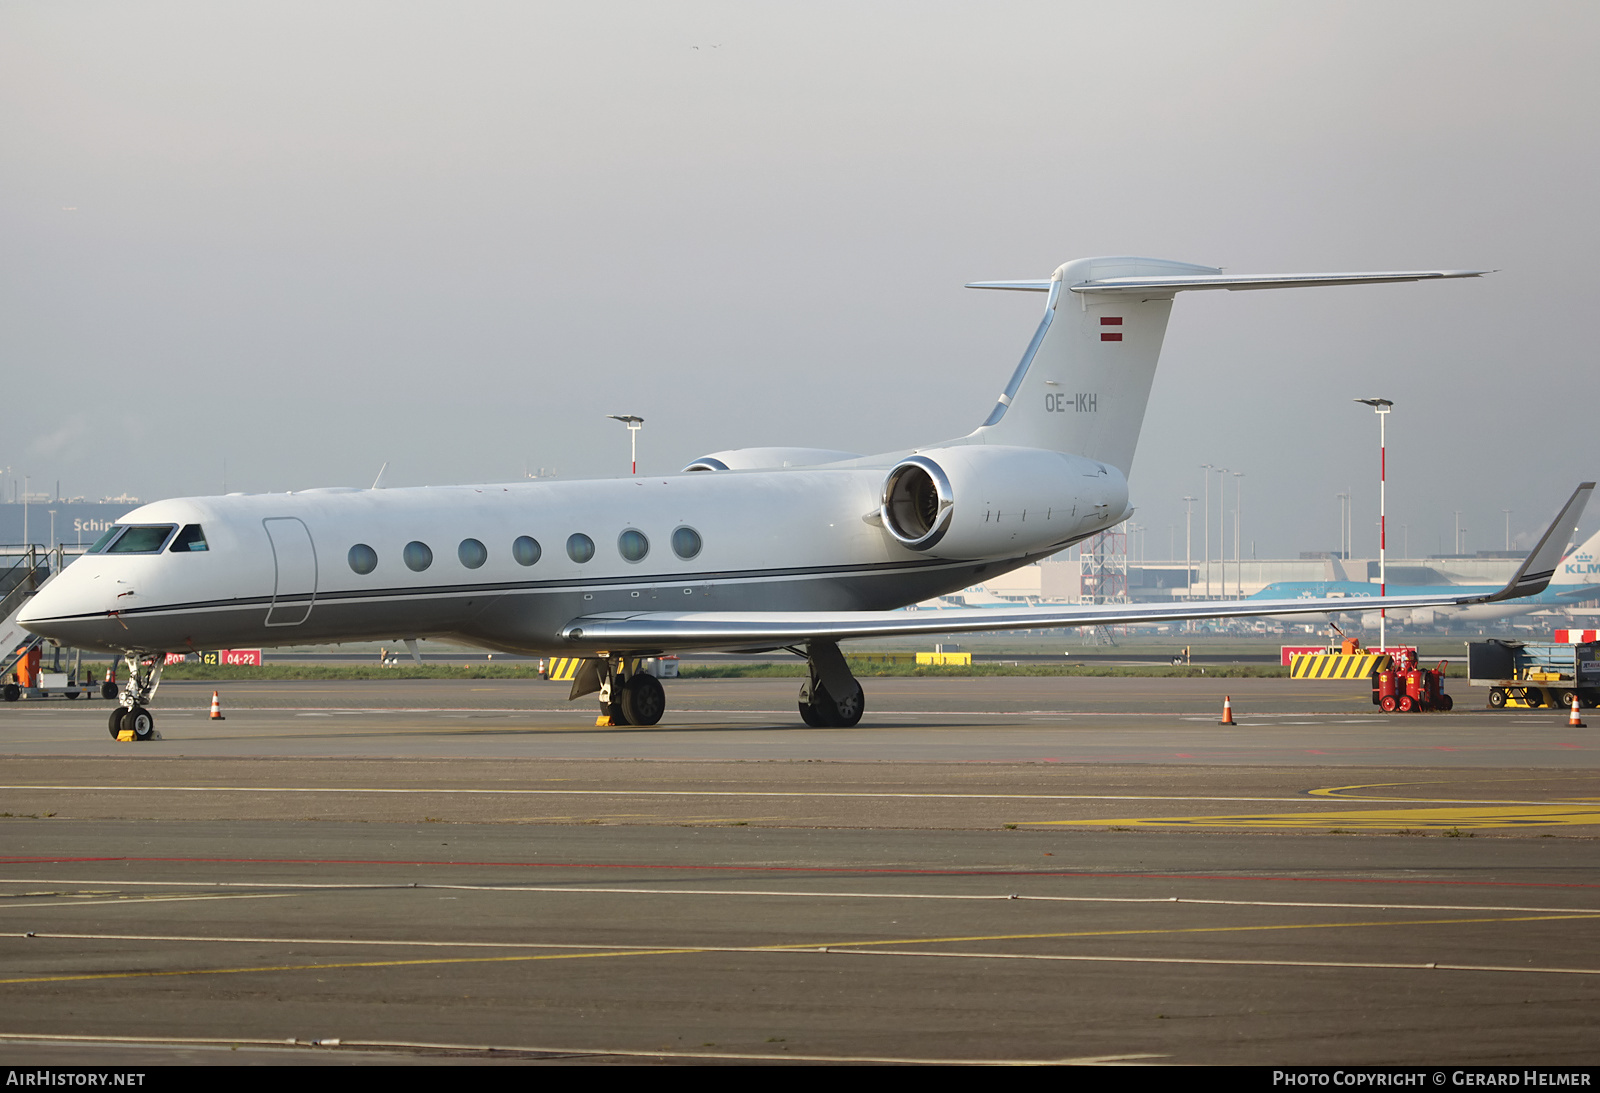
[4, 1, 1596, 558]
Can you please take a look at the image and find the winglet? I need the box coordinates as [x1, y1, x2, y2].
[1488, 483, 1595, 601]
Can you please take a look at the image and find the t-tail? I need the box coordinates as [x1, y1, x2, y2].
[959, 257, 1488, 473]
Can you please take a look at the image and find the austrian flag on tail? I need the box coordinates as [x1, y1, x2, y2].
[1100, 316, 1122, 342]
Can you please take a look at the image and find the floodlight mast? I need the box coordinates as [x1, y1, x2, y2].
[1355, 398, 1393, 650]
[607, 415, 644, 475]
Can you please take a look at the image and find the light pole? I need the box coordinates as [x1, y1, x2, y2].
[1182, 496, 1196, 604]
[1355, 398, 1392, 649]
[607, 415, 644, 475]
[1200, 466, 1213, 599]
[1214, 466, 1228, 602]
[1232, 471, 1244, 597]
[1502, 509, 1512, 551]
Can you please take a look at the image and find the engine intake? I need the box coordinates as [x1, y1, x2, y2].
[877, 446, 1128, 560]
[881, 456, 953, 550]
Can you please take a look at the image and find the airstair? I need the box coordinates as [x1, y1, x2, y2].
[0, 548, 54, 682]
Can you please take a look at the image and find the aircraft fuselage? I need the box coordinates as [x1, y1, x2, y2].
[26, 461, 1125, 657]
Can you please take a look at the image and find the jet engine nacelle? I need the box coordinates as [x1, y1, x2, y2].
[683, 447, 862, 472]
[878, 445, 1128, 560]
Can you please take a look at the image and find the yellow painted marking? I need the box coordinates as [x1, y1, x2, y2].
[0, 1032, 1160, 1067]
[1036, 805, 1600, 830]
[0, 893, 293, 911]
[820, 913, 1600, 950]
[0, 946, 705, 986]
[1307, 779, 1600, 803]
[4, 913, 1595, 987]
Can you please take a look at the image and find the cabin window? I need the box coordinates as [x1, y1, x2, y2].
[169, 525, 209, 552]
[512, 536, 541, 566]
[106, 525, 177, 553]
[348, 544, 378, 574]
[566, 533, 595, 564]
[671, 525, 702, 560]
[458, 538, 488, 569]
[403, 541, 433, 572]
[618, 528, 649, 563]
[87, 526, 122, 553]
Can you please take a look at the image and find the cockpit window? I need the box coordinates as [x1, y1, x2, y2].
[106, 525, 177, 553]
[87, 527, 121, 553]
[169, 525, 209, 552]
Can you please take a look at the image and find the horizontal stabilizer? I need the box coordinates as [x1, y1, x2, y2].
[969, 270, 1488, 295]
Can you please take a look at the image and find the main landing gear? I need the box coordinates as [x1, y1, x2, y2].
[107, 653, 165, 742]
[572, 655, 667, 726]
[564, 643, 867, 728]
[796, 640, 865, 728]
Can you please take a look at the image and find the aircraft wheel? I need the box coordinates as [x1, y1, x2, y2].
[107, 708, 127, 738]
[1488, 688, 1506, 709]
[621, 674, 665, 727]
[1380, 695, 1398, 713]
[126, 705, 156, 741]
[797, 679, 862, 727]
[101, 682, 118, 700]
[1397, 694, 1414, 713]
[815, 681, 865, 728]
[2, 683, 18, 703]
[797, 684, 824, 727]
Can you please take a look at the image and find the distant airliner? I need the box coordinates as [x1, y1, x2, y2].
[1248, 526, 1600, 628]
[18, 256, 1592, 740]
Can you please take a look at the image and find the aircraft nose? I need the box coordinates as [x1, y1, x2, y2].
[15, 568, 121, 650]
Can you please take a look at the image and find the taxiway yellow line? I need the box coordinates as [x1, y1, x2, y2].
[3, 911, 1595, 987]
[2, 783, 1586, 806]
[1035, 805, 1600, 829]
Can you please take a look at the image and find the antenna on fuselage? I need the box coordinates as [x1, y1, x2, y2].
[371, 462, 389, 490]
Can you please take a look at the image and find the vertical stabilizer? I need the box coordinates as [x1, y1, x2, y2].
[961, 256, 1218, 473]
[958, 257, 1486, 475]
[1554, 525, 1600, 587]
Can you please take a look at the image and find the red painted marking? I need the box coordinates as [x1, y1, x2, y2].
[1100, 332, 1123, 342]
[1100, 316, 1123, 325]
[1174, 753, 1194, 758]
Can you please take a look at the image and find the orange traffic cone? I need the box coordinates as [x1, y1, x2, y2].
[1220, 695, 1235, 725]
[209, 690, 226, 721]
[1568, 694, 1586, 728]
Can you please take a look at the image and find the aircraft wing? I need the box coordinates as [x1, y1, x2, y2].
[559, 483, 1593, 653]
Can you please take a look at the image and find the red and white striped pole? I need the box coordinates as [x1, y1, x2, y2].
[1357, 399, 1393, 651]
[608, 415, 644, 476]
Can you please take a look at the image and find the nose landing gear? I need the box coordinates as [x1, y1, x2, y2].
[107, 653, 165, 742]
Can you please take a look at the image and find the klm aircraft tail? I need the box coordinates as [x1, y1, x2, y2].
[1554, 524, 1600, 587]
[961, 257, 1488, 474]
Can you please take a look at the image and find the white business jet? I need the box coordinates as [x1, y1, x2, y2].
[18, 256, 1593, 740]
